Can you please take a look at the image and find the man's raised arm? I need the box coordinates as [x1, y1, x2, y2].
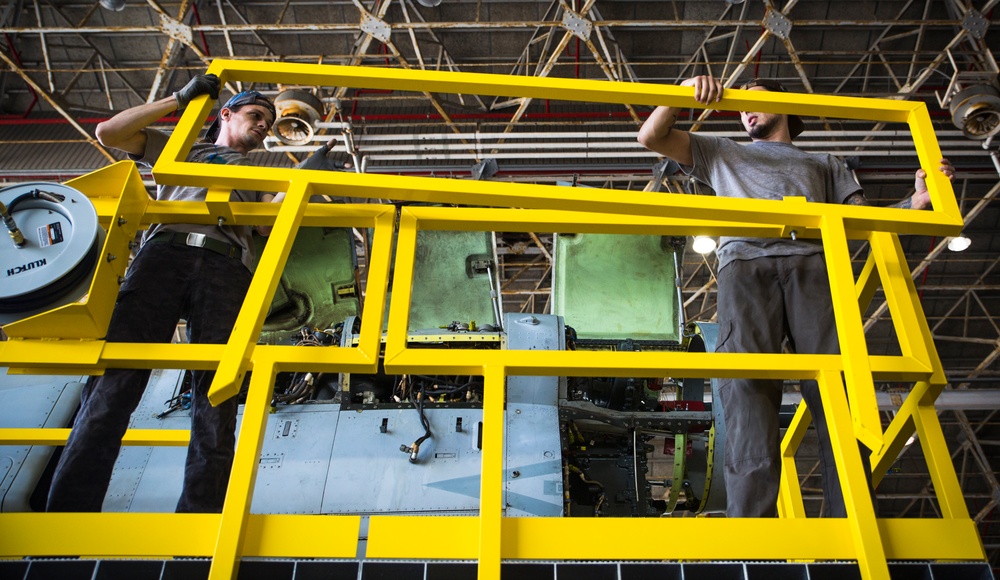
[637, 75, 723, 167]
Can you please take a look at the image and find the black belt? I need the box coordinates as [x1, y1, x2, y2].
[146, 231, 242, 260]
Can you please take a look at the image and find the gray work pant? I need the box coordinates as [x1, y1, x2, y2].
[715, 253, 873, 517]
[46, 242, 252, 513]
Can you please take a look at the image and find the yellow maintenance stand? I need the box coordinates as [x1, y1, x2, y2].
[0, 61, 988, 580]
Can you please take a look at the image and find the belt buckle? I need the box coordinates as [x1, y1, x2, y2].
[185, 232, 207, 248]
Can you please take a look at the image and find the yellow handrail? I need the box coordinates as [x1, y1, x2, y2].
[0, 61, 980, 580]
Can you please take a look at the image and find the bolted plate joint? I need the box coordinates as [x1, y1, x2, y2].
[360, 12, 392, 43]
[561, 10, 593, 41]
[159, 14, 193, 44]
[963, 9, 989, 40]
[763, 8, 792, 40]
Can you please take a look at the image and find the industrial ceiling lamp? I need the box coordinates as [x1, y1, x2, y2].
[416, 0, 443, 6]
[99, 0, 126, 10]
[272, 89, 326, 146]
[692, 236, 717, 255]
[949, 84, 1000, 140]
[936, 51, 1000, 141]
[947, 236, 972, 252]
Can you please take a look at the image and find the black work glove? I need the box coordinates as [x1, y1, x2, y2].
[295, 139, 350, 172]
[173, 74, 221, 111]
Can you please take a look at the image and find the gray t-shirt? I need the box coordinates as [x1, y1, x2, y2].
[132, 128, 268, 272]
[683, 133, 862, 271]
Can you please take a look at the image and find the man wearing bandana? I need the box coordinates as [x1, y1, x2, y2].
[48, 75, 283, 513]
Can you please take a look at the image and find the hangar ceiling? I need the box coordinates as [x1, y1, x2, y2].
[2, 0, 1000, 565]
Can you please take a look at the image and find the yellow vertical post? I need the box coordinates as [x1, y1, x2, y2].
[356, 208, 397, 364]
[821, 216, 883, 453]
[208, 180, 311, 406]
[816, 369, 888, 580]
[384, 209, 417, 357]
[478, 366, 505, 580]
[207, 355, 278, 580]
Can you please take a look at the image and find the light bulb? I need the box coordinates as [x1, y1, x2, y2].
[692, 236, 717, 255]
[947, 236, 971, 252]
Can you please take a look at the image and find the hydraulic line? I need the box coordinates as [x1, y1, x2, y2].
[400, 387, 433, 463]
[0, 201, 25, 247]
[1, 188, 69, 248]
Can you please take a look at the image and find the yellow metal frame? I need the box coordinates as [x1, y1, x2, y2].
[0, 60, 982, 580]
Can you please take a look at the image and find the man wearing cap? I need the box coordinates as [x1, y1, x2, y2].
[637, 75, 954, 518]
[47, 74, 283, 513]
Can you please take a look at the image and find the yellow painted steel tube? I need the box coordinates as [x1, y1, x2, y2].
[208, 180, 311, 406]
[0, 343, 934, 381]
[384, 209, 419, 362]
[478, 367, 506, 580]
[821, 216, 883, 453]
[0, 339, 105, 370]
[868, 232, 942, 380]
[205, 186, 237, 226]
[0, 513, 220, 557]
[147, 163, 960, 239]
[912, 402, 977, 523]
[243, 514, 362, 559]
[133, 200, 385, 228]
[908, 103, 961, 219]
[496, 517, 985, 561]
[0, 428, 189, 446]
[364, 516, 988, 562]
[259, 344, 374, 374]
[816, 369, 889, 580]
[778, 402, 810, 519]
[395, 348, 821, 376]
[0, 513, 984, 562]
[368, 516, 480, 558]
[855, 250, 881, 311]
[872, 410, 917, 488]
[403, 205, 780, 237]
[386, 349, 934, 381]
[356, 207, 396, 368]
[197, 60, 920, 120]
[877, 518, 984, 560]
[208, 356, 279, 580]
[871, 378, 939, 484]
[148, 61, 960, 232]
[0, 513, 363, 558]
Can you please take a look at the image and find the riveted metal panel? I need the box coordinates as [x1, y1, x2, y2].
[321, 408, 483, 514]
[0, 372, 84, 512]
